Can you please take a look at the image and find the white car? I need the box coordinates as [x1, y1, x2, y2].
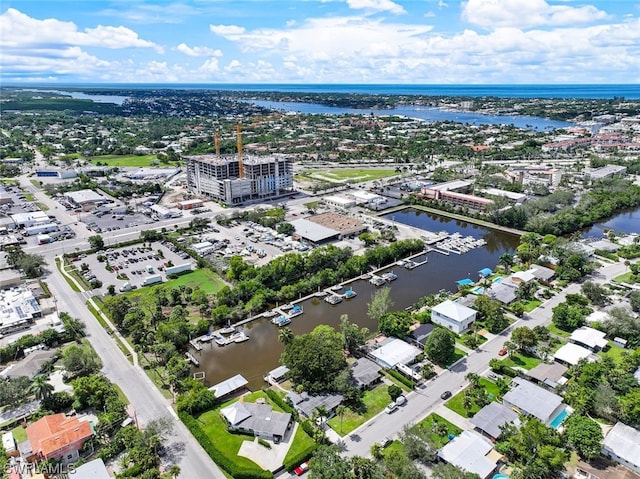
[385, 402, 398, 414]
[395, 395, 407, 406]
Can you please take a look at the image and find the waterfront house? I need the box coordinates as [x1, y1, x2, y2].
[350, 357, 382, 389]
[431, 300, 477, 334]
[370, 337, 422, 369]
[285, 391, 344, 418]
[220, 401, 292, 443]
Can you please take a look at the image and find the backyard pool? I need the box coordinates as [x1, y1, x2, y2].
[550, 408, 570, 429]
[493, 474, 510, 479]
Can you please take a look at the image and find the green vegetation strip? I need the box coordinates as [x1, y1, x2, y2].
[390, 205, 525, 236]
[499, 352, 542, 371]
[85, 301, 133, 363]
[381, 370, 412, 392]
[414, 413, 462, 447]
[327, 384, 392, 435]
[12, 426, 27, 443]
[35, 202, 49, 211]
[307, 168, 397, 183]
[126, 268, 226, 298]
[55, 257, 80, 292]
[24, 193, 36, 201]
[88, 154, 175, 167]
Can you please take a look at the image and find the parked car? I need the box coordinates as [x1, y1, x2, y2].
[293, 461, 309, 476]
[498, 348, 508, 356]
[440, 391, 452, 400]
[385, 402, 398, 414]
[395, 395, 407, 406]
[381, 436, 393, 448]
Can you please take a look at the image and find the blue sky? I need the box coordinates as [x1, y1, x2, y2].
[1, 0, 639, 84]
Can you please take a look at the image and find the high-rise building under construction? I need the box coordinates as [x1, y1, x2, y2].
[185, 154, 293, 205]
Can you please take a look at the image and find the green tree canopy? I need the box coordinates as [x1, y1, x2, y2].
[564, 415, 603, 459]
[424, 328, 455, 365]
[281, 325, 347, 393]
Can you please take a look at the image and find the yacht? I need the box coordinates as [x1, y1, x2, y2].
[344, 289, 357, 299]
[219, 323, 236, 335]
[288, 305, 304, 318]
[213, 333, 230, 346]
[331, 285, 343, 291]
[263, 310, 278, 318]
[369, 276, 386, 286]
[275, 316, 292, 327]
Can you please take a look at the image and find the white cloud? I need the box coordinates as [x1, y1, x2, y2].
[199, 58, 220, 73]
[0, 8, 161, 51]
[176, 43, 223, 57]
[461, 0, 609, 29]
[345, 0, 406, 15]
[438, 0, 448, 8]
[98, 2, 201, 24]
[424, 11, 436, 18]
[210, 24, 246, 36]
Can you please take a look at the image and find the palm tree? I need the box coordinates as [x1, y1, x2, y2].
[335, 405, 347, 434]
[168, 465, 181, 479]
[29, 376, 54, 400]
[278, 327, 294, 345]
[504, 340, 516, 359]
[462, 391, 474, 416]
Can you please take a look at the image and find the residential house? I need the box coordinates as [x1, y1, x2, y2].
[25, 413, 94, 464]
[471, 402, 519, 441]
[438, 431, 498, 479]
[554, 343, 598, 366]
[602, 422, 640, 474]
[370, 337, 422, 369]
[350, 357, 382, 389]
[407, 323, 435, 349]
[74, 458, 111, 479]
[526, 362, 568, 389]
[502, 378, 565, 426]
[431, 300, 477, 334]
[529, 264, 555, 284]
[570, 326, 609, 352]
[285, 391, 344, 418]
[488, 282, 518, 305]
[220, 402, 292, 443]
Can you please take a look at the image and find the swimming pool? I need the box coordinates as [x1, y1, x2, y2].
[493, 277, 504, 283]
[493, 474, 510, 479]
[550, 408, 570, 429]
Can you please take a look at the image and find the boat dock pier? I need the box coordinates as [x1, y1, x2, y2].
[189, 339, 202, 351]
[185, 352, 200, 366]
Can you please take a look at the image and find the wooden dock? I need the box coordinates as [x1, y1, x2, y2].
[189, 339, 202, 351]
[185, 352, 200, 366]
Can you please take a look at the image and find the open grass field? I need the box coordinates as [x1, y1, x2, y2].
[522, 299, 542, 312]
[547, 323, 572, 338]
[88, 154, 176, 167]
[445, 378, 502, 418]
[302, 168, 397, 184]
[127, 269, 226, 299]
[598, 343, 628, 364]
[327, 384, 391, 436]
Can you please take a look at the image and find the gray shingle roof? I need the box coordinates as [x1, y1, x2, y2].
[470, 402, 519, 439]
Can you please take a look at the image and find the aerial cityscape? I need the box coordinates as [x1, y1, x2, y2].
[1, 1, 640, 479]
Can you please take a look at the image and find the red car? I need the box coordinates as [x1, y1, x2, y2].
[498, 348, 508, 356]
[294, 461, 309, 476]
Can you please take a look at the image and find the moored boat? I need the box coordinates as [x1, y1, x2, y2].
[324, 294, 343, 305]
[344, 289, 357, 299]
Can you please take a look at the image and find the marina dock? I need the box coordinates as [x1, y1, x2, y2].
[185, 352, 200, 366]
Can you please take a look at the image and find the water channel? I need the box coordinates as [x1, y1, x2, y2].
[196, 208, 520, 390]
[582, 207, 640, 239]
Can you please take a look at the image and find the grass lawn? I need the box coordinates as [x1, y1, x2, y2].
[12, 426, 27, 443]
[283, 424, 315, 467]
[445, 378, 501, 418]
[443, 348, 467, 367]
[327, 384, 391, 436]
[24, 193, 36, 201]
[35, 202, 49, 211]
[380, 370, 412, 392]
[414, 413, 462, 447]
[382, 440, 404, 458]
[522, 299, 542, 312]
[88, 154, 173, 167]
[598, 343, 627, 364]
[307, 168, 397, 183]
[613, 272, 637, 284]
[127, 269, 226, 298]
[501, 352, 542, 370]
[547, 323, 572, 338]
[458, 332, 487, 349]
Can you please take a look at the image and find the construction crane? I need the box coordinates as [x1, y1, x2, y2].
[214, 131, 220, 156]
[236, 123, 244, 178]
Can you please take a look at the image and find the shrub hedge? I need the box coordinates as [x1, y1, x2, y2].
[283, 443, 317, 472]
[264, 389, 294, 414]
[386, 369, 415, 389]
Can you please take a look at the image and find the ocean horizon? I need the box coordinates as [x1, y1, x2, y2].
[7, 83, 640, 99]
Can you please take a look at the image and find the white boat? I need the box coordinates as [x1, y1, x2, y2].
[213, 333, 230, 346]
[344, 289, 357, 299]
[281, 303, 294, 311]
[275, 316, 291, 327]
[263, 310, 278, 318]
[324, 294, 343, 305]
[369, 276, 386, 286]
[199, 333, 215, 343]
[360, 273, 371, 280]
[231, 332, 249, 343]
[288, 305, 304, 318]
[219, 324, 236, 335]
[331, 285, 343, 291]
[404, 261, 417, 270]
[315, 291, 328, 297]
[382, 272, 398, 281]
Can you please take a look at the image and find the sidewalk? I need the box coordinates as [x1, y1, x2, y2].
[434, 404, 474, 431]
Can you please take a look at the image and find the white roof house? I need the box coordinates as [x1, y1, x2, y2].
[73, 458, 111, 479]
[370, 338, 421, 369]
[510, 270, 536, 284]
[438, 431, 497, 479]
[431, 300, 477, 334]
[502, 378, 565, 425]
[602, 422, 640, 473]
[553, 343, 597, 366]
[570, 326, 608, 351]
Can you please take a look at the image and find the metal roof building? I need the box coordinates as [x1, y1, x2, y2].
[438, 431, 497, 479]
[603, 422, 640, 473]
[289, 218, 340, 244]
[208, 374, 248, 399]
[554, 343, 597, 366]
[370, 338, 422, 369]
[502, 378, 564, 425]
[471, 402, 519, 440]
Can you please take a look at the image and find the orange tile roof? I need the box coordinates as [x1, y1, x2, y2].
[26, 413, 93, 459]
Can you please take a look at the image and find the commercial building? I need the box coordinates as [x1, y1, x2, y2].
[186, 154, 293, 205]
[64, 189, 107, 208]
[0, 287, 42, 335]
[11, 211, 49, 228]
[176, 199, 204, 210]
[586, 164, 628, 180]
[431, 300, 477, 334]
[602, 422, 640, 474]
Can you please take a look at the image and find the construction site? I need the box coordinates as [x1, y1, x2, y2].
[185, 125, 294, 205]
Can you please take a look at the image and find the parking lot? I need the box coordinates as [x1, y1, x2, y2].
[81, 211, 155, 234]
[74, 240, 192, 292]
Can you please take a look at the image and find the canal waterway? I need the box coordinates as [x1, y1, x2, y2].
[196, 208, 520, 390]
[247, 99, 572, 131]
[582, 207, 640, 239]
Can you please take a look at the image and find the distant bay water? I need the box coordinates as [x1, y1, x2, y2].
[17, 83, 640, 99]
